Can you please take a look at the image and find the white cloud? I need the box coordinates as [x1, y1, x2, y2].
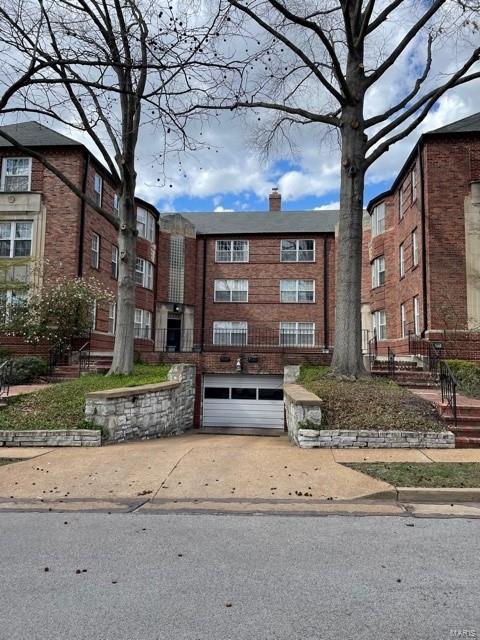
[314, 201, 340, 211]
[214, 205, 235, 213]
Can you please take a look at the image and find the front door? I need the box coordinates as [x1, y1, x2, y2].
[166, 318, 182, 351]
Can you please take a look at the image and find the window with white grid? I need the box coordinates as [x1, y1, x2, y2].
[215, 239, 249, 263]
[280, 239, 315, 262]
[1, 158, 31, 192]
[213, 321, 248, 346]
[169, 235, 184, 303]
[0, 289, 28, 324]
[371, 202, 385, 237]
[280, 280, 314, 303]
[94, 174, 103, 207]
[0, 221, 32, 257]
[279, 322, 315, 347]
[137, 207, 155, 242]
[214, 279, 248, 302]
[135, 257, 154, 290]
[371, 256, 385, 288]
[107, 303, 116, 335]
[111, 246, 118, 279]
[91, 233, 100, 269]
[134, 308, 152, 339]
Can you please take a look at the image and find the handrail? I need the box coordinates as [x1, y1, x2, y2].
[78, 338, 91, 374]
[439, 360, 458, 429]
[0, 359, 13, 398]
[367, 330, 378, 369]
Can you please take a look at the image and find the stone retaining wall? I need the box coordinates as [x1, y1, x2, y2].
[285, 382, 454, 449]
[85, 364, 195, 442]
[0, 429, 101, 447]
[298, 429, 455, 448]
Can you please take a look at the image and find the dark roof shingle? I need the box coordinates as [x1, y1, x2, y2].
[429, 112, 480, 135]
[177, 210, 339, 235]
[0, 121, 81, 148]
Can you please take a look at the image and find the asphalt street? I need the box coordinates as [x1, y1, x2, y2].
[0, 512, 479, 640]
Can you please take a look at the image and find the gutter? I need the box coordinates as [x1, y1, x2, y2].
[418, 145, 429, 335]
[77, 151, 90, 277]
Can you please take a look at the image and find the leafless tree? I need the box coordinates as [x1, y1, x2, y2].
[0, 0, 223, 374]
[205, 0, 480, 377]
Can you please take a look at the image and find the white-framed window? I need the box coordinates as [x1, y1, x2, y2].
[215, 239, 249, 263]
[134, 308, 152, 339]
[0, 289, 28, 324]
[0, 221, 32, 257]
[411, 168, 417, 202]
[1, 157, 32, 192]
[137, 207, 155, 242]
[280, 279, 315, 303]
[90, 300, 97, 330]
[107, 302, 116, 335]
[135, 257, 154, 290]
[94, 173, 103, 206]
[111, 246, 118, 279]
[399, 242, 405, 279]
[214, 279, 248, 303]
[413, 296, 420, 336]
[412, 229, 419, 267]
[113, 193, 120, 216]
[371, 256, 385, 288]
[279, 322, 315, 347]
[372, 309, 386, 341]
[400, 303, 407, 338]
[169, 235, 184, 303]
[280, 239, 315, 262]
[91, 233, 100, 269]
[399, 183, 404, 218]
[213, 321, 248, 346]
[371, 202, 385, 237]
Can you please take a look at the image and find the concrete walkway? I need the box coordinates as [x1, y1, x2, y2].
[1, 433, 480, 516]
[6, 384, 50, 398]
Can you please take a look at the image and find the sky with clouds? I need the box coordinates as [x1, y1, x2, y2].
[1, 0, 479, 215]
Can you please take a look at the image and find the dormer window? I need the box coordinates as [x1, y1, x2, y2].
[1, 158, 32, 192]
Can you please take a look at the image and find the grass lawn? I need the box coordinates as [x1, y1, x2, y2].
[0, 364, 170, 431]
[344, 462, 480, 488]
[297, 365, 445, 432]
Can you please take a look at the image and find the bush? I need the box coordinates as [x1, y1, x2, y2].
[447, 360, 480, 399]
[8, 356, 48, 385]
[0, 347, 11, 361]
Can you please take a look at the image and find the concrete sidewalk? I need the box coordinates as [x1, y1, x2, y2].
[1, 433, 480, 516]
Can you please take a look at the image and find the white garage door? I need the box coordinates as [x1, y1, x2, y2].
[203, 374, 284, 429]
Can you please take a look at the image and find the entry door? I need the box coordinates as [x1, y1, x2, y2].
[203, 374, 284, 429]
[166, 318, 182, 351]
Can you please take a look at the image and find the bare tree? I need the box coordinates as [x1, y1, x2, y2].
[0, 0, 222, 374]
[204, 0, 480, 377]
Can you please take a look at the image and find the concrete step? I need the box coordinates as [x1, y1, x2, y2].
[439, 404, 480, 418]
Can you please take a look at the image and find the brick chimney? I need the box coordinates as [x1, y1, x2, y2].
[269, 187, 282, 212]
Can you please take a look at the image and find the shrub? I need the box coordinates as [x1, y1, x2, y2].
[8, 356, 48, 385]
[447, 360, 480, 399]
[0, 347, 11, 361]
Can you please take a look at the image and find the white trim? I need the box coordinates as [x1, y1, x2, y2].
[214, 279, 248, 303]
[212, 321, 248, 346]
[0, 220, 33, 258]
[413, 296, 420, 336]
[111, 245, 119, 279]
[412, 228, 419, 267]
[371, 202, 385, 237]
[372, 309, 386, 340]
[399, 242, 405, 279]
[280, 239, 316, 263]
[135, 257, 154, 289]
[279, 321, 315, 347]
[280, 279, 315, 303]
[400, 303, 407, 338]
[94, 173, 103, 206]
[1, 157, 32, 192]
[91, 232, 100, 269]
[371, 255, 385, 288]
[215, 239, 249, 263]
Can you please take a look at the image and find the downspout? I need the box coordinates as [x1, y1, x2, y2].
[200, 236, 207, 350]
[323, 236, 329, 349]
[77, 151, 90, 277]
[418, 145, 428, 336]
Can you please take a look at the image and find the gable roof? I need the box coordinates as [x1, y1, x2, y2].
[177, 210, 339, 235]
[429, 112, 480, 135]
[0, 121, 82, 148]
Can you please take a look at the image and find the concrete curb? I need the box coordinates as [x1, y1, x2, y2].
[396, 487, 480, 503]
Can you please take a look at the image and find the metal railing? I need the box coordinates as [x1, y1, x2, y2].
[78, 339, 91, 374]
[155, 328, 333, 353]
[439, 360, 458, 428]
[367, 330, 378, 368]
[408, 332, 457, 427]
[0, 359, 13, 398]
[387, 347, 396, 378]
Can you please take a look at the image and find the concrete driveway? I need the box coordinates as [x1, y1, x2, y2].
[0, 433, 396, 511]
[2, 433, 480, 516]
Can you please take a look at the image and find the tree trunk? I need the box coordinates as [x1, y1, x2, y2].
[108, 164, 137, 375]
[330, 99, 367, 377]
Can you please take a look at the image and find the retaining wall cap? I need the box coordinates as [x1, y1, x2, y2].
[283, 383, 322, 406]
[86, 381, 179, 400]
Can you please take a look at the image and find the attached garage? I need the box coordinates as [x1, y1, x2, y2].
[202, 374, 285, 430]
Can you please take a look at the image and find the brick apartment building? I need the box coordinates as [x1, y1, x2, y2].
[362, 112, 480, 361]
[1, 114, 480, 429]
